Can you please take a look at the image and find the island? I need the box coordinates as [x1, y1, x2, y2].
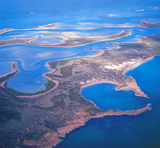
[0, 29, 131, 48]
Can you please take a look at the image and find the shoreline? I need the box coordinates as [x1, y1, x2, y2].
[103, 56, 155, 98]
[115, 76, 148, 98]
[40, 29, 131, 48]
[0, 80, 7, 87]
[23, 103, 151, 148]
[122, 56, 154, 76]
[120, 56, 155, 98]
[50, 103, 151, 147]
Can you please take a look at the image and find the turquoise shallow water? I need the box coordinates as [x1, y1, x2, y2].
[56, 56, 160, 148]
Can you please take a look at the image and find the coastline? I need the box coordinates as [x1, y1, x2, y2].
[103, 56, 155, 98]
[0, 80, 7, 87]
[22, 103, 151, 148]
[50, 103, 151, 147]
[122, 56, 154, 76]
[120, 56, 155, 98]
[116, 76, 148, 98]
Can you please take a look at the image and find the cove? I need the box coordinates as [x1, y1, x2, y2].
[81, 83, 148, 111]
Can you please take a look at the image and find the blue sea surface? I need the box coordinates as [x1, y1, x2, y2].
[56, 56, 160, 148]
[81, 83, 149, 111]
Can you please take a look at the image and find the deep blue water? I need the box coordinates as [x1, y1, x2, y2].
[81, 83, 149, 111]
[56, 56, 160, 148]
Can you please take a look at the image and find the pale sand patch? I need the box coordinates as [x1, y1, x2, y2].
[104, 57, 152, 72]
[105, 60, 137, 70]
